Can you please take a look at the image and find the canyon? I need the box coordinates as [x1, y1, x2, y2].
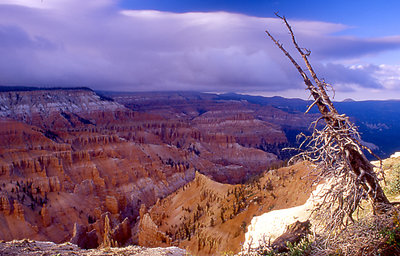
[0, 87, 398, 255]
[0, 88, 303, 251]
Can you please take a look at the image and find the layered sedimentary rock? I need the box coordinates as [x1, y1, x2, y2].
[113, 91, 318, 159]
[0, 88, 124, 129]
[0, 118, 195, 245]
[0, 88, 293, 246]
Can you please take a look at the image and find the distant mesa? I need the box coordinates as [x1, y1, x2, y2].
[0, 85, 93, 92]
[342, 98, 356, 102]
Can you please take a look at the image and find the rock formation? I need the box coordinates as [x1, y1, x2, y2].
[0, 239, 186, 256]
[271, 220, 311, 253]
[0, 88, 317, 251]
[70, 223, 99, 249]
[139, 162, 315, 255]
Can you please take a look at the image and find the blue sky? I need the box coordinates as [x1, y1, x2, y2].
[119, 0, 400, 37]
[0, 0, 399, 100]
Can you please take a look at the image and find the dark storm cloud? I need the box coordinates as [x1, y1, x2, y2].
[303, 36, 400, 60]
[314, 63, 382, 90]
[0, 0, 399, 94]
[0, 24, 57, 52]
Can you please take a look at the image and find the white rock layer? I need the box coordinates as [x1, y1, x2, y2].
[243, 182, 328, 250]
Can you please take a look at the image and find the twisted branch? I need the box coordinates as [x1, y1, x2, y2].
[266, 14, 392, 232]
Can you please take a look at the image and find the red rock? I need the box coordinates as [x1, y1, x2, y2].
[138, 212, 171, 247]
[13, 201, 24, 220]
[0, 89, 308, 246]
[0, 196, 11, 215]
[40, 204, 51, 227]
[105, 196, 119, 214]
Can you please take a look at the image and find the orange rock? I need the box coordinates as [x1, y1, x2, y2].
[105, 196, 119, 214]
[102, 214, 113, 247]
[41, 204, 51, 227]
[138, 213, 171, 247]
[73, 179, 95, 195]
[13, 201, 24, 220]
[0, 196, 11, 215]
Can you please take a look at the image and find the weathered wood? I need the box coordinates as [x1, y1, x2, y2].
[266, 14, 392, 227]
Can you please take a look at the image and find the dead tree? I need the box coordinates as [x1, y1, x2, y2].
[266, 14, 392, 230]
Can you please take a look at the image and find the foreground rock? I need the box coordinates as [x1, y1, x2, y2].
[271, 220, 310, 253]
[242, 176, 337, 252]
[0, 239, 186, 256]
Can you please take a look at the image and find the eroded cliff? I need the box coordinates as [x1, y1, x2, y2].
[0, 88, 288, 247]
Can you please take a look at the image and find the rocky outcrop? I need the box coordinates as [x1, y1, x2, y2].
[13, 201, 25, 220]
[70, 223, 99, 249]
[111, 217, 132, 247]
[271, 220, 311, 253]
[138, 205, 171, 247]
[105, 196, 119, 215]
[95, 213, 133, 248]
[143, 162, 315, 255]
[102, 214, 113, 248]
[242, 179, 331, 252]
[0, 116, 197, 244]
[40, 204, 51, 227]
[0, 239, 187, 256]
[0, 195, 11, 215]
[73, 179, 95, 195]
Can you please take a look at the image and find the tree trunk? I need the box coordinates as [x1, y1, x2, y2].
[345, 145, 391, 214]
[266, 14, 392, 215]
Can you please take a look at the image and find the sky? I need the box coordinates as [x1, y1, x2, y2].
[0, 0, 400, 100]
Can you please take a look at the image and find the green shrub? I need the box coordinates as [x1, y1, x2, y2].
[387, 164, 400, 195]
[286, 238, 311, 256]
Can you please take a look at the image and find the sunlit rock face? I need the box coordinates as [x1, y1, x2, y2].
[0, 88, 290, 245]
[139, 161, 315, 255]
[242, 178, 337, 253]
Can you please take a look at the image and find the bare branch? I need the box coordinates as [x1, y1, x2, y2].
[266, 15, 393, 233]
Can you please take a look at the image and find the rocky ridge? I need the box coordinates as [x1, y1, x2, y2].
[0, 89, 124, 129]
[138, 161, 315, 255]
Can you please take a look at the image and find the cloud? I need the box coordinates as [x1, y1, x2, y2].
[369, 64, 400, 90]
[306, 36, 400, 60]
[314, 63, 383, 90]
[0, 24, 56, 50]
[0, 0, 400, 98]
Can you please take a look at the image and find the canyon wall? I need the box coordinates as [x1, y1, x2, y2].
[0, 89, 291, 246]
